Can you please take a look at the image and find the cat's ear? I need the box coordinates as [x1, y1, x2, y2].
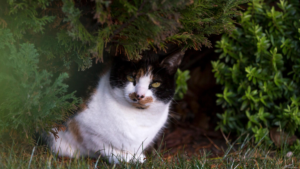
[160, 50, 185, 74]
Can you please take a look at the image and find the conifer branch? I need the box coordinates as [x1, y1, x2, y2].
[109, 0, 146, 40]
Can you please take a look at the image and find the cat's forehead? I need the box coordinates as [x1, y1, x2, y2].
[133, 66, 153, 78]
[127, 62, 165, 81]
[116, 56, 162, 74]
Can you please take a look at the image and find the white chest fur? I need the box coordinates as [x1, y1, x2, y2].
[49, 71, 170, 163]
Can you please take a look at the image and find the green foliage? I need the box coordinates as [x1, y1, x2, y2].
[0, 0, 247, 69]
[0, 0, 93, 71]
[62, 0, 246, 64]
[291, 140, 300, 153]
[0, 27, 79, 140]
[175, 69, 190, 100]
[212, 0, 300, 143]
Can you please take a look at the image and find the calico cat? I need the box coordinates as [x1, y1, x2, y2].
[46, 49, 185, 163]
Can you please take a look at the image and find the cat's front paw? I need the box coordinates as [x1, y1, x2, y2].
[135, 153, 146, 163]
[126, 153, 146, 163]
[108, 153, 146, 164]
[108, 156, 121, 164]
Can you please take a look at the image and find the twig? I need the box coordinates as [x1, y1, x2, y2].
[220, 129, 233, 149]
[204, 134, 221, 151]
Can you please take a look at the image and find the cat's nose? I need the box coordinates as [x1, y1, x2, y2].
[136, 94, 145, 100]
[135, 86, 147, 100]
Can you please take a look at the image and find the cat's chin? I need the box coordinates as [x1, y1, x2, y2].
[125, 99, 150, 109]
[131, 103, 150, 109]
[136, 107, 147, 109]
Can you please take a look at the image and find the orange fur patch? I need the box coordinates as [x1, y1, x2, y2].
[129, 92, 136, 100]
[136, 68, 145, 79]
[147, 66, 153, 74]
[52, 124, 67, 132]
[68, 120, 83, 143]
[79, 103, 87, 111]
[139, 96, 153, 105]
[89, 87, 97, 95]
[51, 124, 67, 140]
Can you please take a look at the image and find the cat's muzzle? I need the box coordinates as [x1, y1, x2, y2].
[129, 92, 153, 109]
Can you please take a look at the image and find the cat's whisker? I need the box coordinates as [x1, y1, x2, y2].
[171, 98, 179, 105]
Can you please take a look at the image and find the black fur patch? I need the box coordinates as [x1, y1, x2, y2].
[109, 50, 182, 103]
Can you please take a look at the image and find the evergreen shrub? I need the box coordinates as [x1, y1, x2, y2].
[0, 28, 79, 141]
[212, 0, 300, 144]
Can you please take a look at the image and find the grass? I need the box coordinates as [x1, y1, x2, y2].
[1, 134, 300, 169]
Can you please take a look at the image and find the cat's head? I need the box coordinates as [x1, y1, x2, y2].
[109, 50, 185, 109]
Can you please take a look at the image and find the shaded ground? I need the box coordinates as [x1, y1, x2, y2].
[154, 124, 228, 159]
[152, 35, 231, 159]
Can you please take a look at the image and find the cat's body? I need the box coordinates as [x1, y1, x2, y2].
[46, 50, 184, 163]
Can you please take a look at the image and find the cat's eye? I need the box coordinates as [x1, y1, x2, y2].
[151, 82, 161, 88]
[127, 75, 135, 82]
